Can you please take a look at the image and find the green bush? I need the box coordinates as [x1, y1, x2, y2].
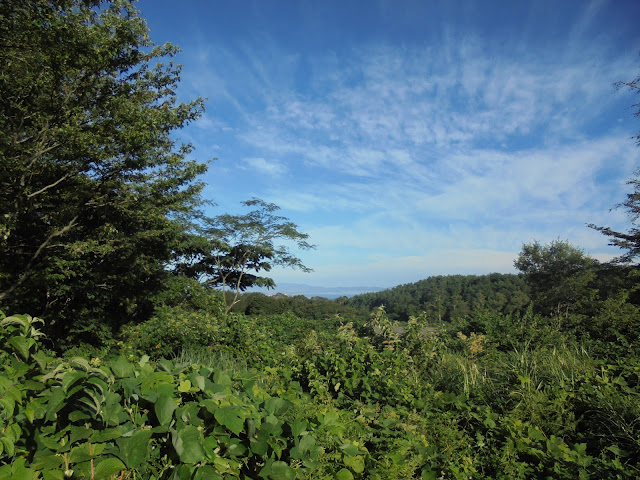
[119, 306, 227, 358]
[0, 312, 365, 479]
[3, 303, 639, 479]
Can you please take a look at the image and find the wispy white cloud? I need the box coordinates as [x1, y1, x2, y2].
[242, 157, 287, 177]
[174, 19, 640, 286]
[230, 40, 635, 183]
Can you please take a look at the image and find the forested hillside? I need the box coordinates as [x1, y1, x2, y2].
[229, 293, 363, 321]
[1, 1, 640, 479]
[228, 274, 530, 324]
[345, 273, 530, 322]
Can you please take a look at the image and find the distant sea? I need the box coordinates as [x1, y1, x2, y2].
[249, 283, 386, 299]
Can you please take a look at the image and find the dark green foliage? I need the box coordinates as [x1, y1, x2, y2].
[176, 199, 314, 313]
[0, 0, 207, 346]
[122, 299, 640, 478]
[515, 240, 640, 356]
[274, 306, 639, 478]
[2, 3, 640, 478]
[345, 273, 530, 322]
[515, 240, 598, 318]
[4, 278, 640, 479]
[120, 306, 227, 359]
[0, 313, 351, 479]
[231, 292, 365, 322]
[589, 171, 640, 263]
[241, 293, 293, 315]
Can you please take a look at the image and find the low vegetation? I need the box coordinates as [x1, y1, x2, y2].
[2, 287, 639, 479]
[2, 1, 640, 478]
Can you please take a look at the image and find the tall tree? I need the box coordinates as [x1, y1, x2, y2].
[0, 0, 207, 344]
[514, 240, 598, 318]
[176, 199, 314, 313]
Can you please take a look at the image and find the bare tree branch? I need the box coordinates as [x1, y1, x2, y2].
[0, 215, 78, 302]
[26, 172, 70, 199]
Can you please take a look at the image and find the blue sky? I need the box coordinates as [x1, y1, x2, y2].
[137, 0, 640, 288]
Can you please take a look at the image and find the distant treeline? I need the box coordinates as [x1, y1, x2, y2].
[344, 273, 530, 322]
[232, 273, 531, 323]
[230, 292, 362, 321]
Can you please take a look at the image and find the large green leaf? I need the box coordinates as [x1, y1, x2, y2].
[344, 455, 365, 473]
[268, 461, 296, 480]
[177, 379, 192, 393]
[44, 387, 68, 422]
[291, 434, 322, 461]
[213, 371, 232, 387]
[0, 464, 10, 480]
[115, 429, 153, 469]
[290, 419, 307, 437]
[140, 373, 174, 398]
[69, 426, 92, 444]
[41, 470, 65, 480]
[0, 395, 16, 418]
[213, 406, 245, 435]
[259, 460, 296, 480]
[109, 356, 135, 379]
[69, 442, 102, 464]
[421, 469, 438, 480]
[339, 442, 360, 457]
[30, 454, 64, 471]
[336, 468, 354, 480]
[263, 397, 289, 416]
[190, 374, 206, 392]
[193, 465, 224, 480]
[0, 458, 35, 480]
[7, 336, 32, 360]
[0, 315, 30, 330]
[101, 399, 126, 426]
[173, 425, 206, 464]
[154, 394, 177, 426]
[224, 438, 247, 457]
[0, 437, 15, 457]
[93, 457, 125, 480]
[250, 435, 269, 456]
[90, 426, 125, 443]
[61, 371, 87, 394]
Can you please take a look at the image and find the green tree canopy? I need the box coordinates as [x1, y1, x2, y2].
[177, 199, 314, 313]
[346, 273, 529, 322]
[0, 0, 207, 345]
[514, 240, 598, 318]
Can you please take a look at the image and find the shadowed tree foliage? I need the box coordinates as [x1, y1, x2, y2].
[176, 199, 314, 313]
[589, 174, 640, 263]
[514, 240, 598, 319]
[0, 0, 207, 345]
[345, 273, 530, 323]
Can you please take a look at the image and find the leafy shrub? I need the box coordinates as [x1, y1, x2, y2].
[0, 312, 365, 479]
[4, 302, 639, 479]
[119, 306, 227, 358]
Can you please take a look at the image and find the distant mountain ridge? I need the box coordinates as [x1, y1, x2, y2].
[265, 283, 386, 298]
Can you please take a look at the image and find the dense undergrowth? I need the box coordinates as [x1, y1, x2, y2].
[3, 2, 640, 478]
[1, 299, 638, 479]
